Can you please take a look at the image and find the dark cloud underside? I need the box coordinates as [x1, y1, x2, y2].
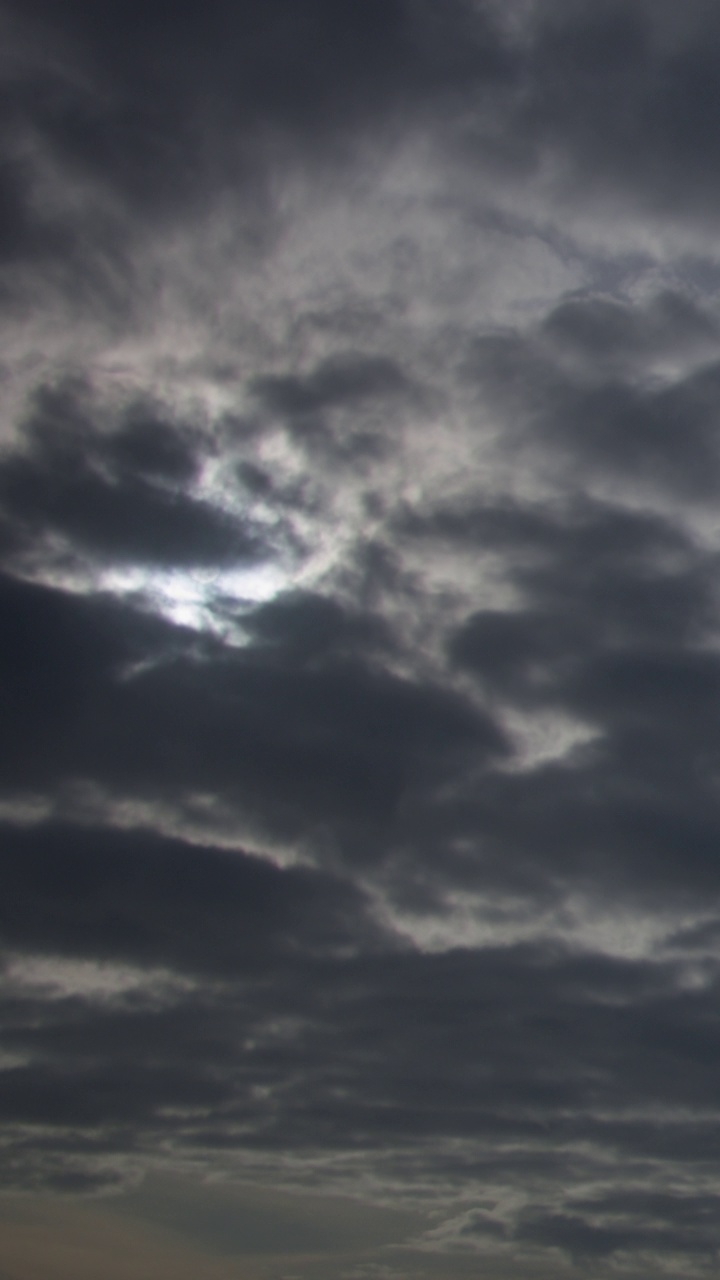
[5, 3, 720, 1279]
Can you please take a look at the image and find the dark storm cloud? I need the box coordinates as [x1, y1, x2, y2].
[541, 290, 719, 367]
[0, 821, 393, 975]
[7, 2, 720, 1274]
[7, 929, 720, 1262]
[105, 413, 202, 485]
[6, 461, 720, 925]
[463, 292, 720, 499]
[0, 383, 262, 569]
[251, 353, 419, 459]
[515, 1207, 718, 1262]
[0, 1056, 231, 1129]
[0, 153, 69, 266]
[514, 1188, 720, 1263]
[447, 498, 716, 688]
[252, 355, 413, 420]
[548, 367, 720, 498]
[0, 570, 189, 789]
[240, 590, 394, 660]
[0, 567, 506, 840]
[521, 0, 720, 219]
[0, 941, 693, 1138]
[0, 0, 514, 272]
[4, 0, 720, 289]
[380, 493, 720, 910]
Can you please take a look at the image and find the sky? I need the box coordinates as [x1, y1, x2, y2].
[7, 1, 720, 1276]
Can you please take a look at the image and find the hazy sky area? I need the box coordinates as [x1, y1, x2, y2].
[8, 1, 720, 1276]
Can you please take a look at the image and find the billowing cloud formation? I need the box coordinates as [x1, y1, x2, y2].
[5, 2, 720, 1278]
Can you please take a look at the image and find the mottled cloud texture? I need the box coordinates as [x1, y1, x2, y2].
[5, 2, 720, 1277]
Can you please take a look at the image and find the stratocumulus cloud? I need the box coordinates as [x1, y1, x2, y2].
[4, 3, 720, 1278]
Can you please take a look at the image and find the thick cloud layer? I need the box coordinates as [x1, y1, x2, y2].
[5, 2, 720, 1277]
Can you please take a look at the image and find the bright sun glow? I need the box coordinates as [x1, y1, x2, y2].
[102, 561, 292, 631]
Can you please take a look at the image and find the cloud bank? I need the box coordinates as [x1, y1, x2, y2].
[4, 2, 720, 1276]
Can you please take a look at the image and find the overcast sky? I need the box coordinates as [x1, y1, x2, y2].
[7, 1, 720, 1277]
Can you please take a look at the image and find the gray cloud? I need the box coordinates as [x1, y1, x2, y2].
[0, 821, 394, 974]
[0, 382, 261, 569]
[6, 2, 720, 1277]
